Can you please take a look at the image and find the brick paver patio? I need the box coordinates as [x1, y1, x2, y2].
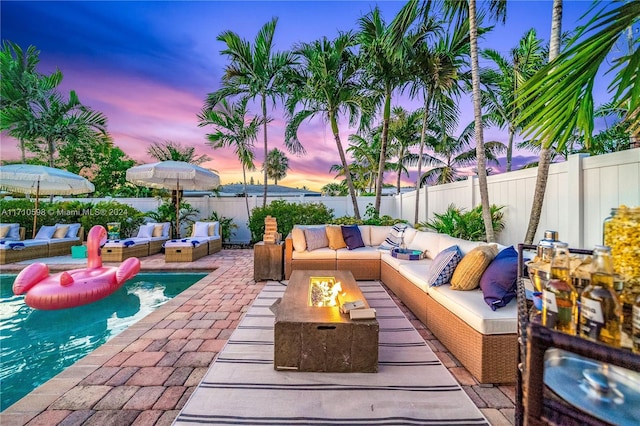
[0, 249, 515, 425]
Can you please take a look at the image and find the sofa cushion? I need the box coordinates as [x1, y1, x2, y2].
[370, 226, 392, 246]
[426, 245, 461, 287]
[326, 225, 347, 250]
[341, 225, 365, 250]
[153, 224, 164, 237]
[0, 225, 9, 239]
[292, 227, 306, 252]
[65, 223, 81, 239]
[438, 234, 485, 256]
[53, 225, 70, 239]
[381, 251, 425, 271]
[450, 244, 499, 291]
[304, 227, 329, 251]
[403, 227, 418, 247]
[35, 225, 56, 240]
[428, 284, 517, 334]
[291, 247, 337, 260]
[193, 221, 211, 237]
[479, 245, 519, 311]
[336, 246, 381, 260]
[378, 224, 408, 250]
[407, 231, 441, 258]
[5, 223, 21, 240]
[397, 260, 433, 293]
[358, 225, 372, 246]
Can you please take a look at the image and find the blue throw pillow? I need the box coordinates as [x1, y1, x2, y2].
[341, 225, 365, 250]
[426, 245, 461, 287]
[479, 245, 518, 310]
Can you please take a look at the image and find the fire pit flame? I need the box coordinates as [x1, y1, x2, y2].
[309, 277, 342, 307]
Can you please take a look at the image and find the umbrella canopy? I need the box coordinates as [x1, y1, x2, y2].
[0, 164, 95, 238]
[126, 161, 220, 237]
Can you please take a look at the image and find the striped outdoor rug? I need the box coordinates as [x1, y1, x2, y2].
[175, 281, 489, 425]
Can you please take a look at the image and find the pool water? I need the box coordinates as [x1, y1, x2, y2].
[0, 272, 207, 411]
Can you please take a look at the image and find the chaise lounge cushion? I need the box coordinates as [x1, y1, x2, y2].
[341, 225, 365, 250]
[479, 245, 519, 311]
[450, 244, 499, 291]
[426, 245, 461, 287]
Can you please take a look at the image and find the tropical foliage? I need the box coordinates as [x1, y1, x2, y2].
[247, 200, 334, 243]
[147, 141, 211, 165]
[417, 203, 505, 241]
[264, 148, 289, 184]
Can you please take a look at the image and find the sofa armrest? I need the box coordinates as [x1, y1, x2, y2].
[284, 233, 294, 279]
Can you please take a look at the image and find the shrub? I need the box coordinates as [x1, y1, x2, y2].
[144, 200, 199, 238]
[331, 203, 408, 226]
[1, 199, 96, 237]
[248, 200, 334, 243]
[78, 201, 146, 238]
[207, 211, 238, 242]
[417, 204, 505, 241]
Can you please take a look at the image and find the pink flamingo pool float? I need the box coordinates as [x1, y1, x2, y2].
[13, 225, 141, 310]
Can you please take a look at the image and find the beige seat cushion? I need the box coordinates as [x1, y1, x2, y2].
[291, 247, 337, 260]
[450, 244, 499, 290]
[335, 246, 381, 260]
[326, 225, 347, 250]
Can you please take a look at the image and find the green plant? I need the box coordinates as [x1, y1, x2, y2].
[208, 211, 238, 242]
[145, 200, 199, 238]
[331, 203, 407, 226]
[248, 200, 334, 243]
[77, 201, 145, 238]
[417, 204, 505, 241]
[1, 199, 100, 237]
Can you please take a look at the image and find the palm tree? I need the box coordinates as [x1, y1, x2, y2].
[208, 18, 301, 208]
[147, 141, 210, 165]
[264, 148, 289, 184]
[482, 28, 546, 171]
[321, 182, 348, 196]
[0, 41, 62, 162]
[199, 98, 262, 220]
[346, 132, 383, 194]
[517, 0, 639, 244]
[285, 32, 372, 219]
[357, 0, 422, 215]
[443, 0, 507, 242]
[387, 107, 423, 194]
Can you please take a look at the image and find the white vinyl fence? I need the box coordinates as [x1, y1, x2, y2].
[51, 149, 639, 249]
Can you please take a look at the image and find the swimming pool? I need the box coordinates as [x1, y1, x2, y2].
[0, 272, 207, 411]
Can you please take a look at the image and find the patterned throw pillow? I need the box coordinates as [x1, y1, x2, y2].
[304, 227, 329, 251]
[426, 245, 461, 287]
[479, 246, 519, 310]
[450, 244, 499, 290]
[379, 223, 409, 250]
[52, 225, 70, 239]
[341, 225, 365, 250]
[326, 225, 347, 250]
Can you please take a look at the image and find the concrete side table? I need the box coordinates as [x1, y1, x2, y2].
[254, 241, 284, 281]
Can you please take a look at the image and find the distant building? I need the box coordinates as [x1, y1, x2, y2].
[185, 184, 321, 198]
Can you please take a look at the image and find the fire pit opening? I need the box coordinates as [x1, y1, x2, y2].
[308, 276, 343, 307]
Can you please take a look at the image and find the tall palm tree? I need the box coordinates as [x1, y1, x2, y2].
[208, 18, 301, 207]
[199, 98, 262, 219]
[285, 32, 372, 219]
[443, 0, 508, 242]
[387, 107, 423, 194]
[264, 148, 289, 184]
[357, 0, 423, 215]
[346, 132, 383, 194]
[147, 140, 211, 165]
[482, 28, 546, 171]
[0, 41, 62, 162]
[517, 0, 639, 244]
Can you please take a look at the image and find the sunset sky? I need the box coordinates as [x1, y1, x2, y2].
[1, 1, 616, 191]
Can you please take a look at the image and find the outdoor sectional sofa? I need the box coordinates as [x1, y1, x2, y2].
[284, 224, 518, 384]
[0, 223, 84, 264]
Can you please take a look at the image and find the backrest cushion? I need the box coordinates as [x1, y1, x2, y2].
[35, 225, 57, 240]
[358, 225, 371, 246]
[450, 244, 499, 290]
[304, 226, 329, 251]
[193, 221, 210, 237]
[66, 223, 81, 239]
[378, 224, 408, 250]
[370, 226, 392, 246]
[0, 225, 10, 239]
[137, 223, 155, 238]
[6, 223, 21, 240]
[153, 224, 164, 237]
[341, 225, 365, 250]
[479, 245, 519, 310]
[208, 221, 220, 237]
[426, 245, 461, 287]
[291, 227, 306, 252]
[326, 225, 347, 250]
[403, 227, 418, 247]
[438, 234, 485, 256]
[407, 231, 441, 258]
[53, 225, 70, 239]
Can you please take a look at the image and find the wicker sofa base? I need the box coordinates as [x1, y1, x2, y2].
[102, 243, 149, 262]
[336, 259, 380, 280]
[425, 295, 517, 384]
[48, 240, 82, 257]
[380, 261, 427, 325]
[208, 238, 222, 255]
[149, 239, 169, 255]
[0, 244, 49, 265]
[165, 243, 208, 262]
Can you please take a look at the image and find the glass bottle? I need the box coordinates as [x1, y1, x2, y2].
[633, 294, 640, 354]
[580, 245, 621, 347]
[542, 242, 578, 334]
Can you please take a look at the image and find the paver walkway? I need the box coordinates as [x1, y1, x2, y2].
[0, 249, 515, 425]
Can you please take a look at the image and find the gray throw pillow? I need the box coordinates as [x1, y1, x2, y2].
[304, 227, 329, 251]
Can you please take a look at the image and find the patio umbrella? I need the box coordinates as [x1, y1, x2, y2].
[0, 164, 95, 238]
[125, 161, 220, 237]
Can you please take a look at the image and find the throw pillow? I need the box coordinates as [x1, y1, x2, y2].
[426, 245, 461, 287]
[208, 222, 219, 237]
[153, 224, 164, 237]
[379, 223, 409, 250]
[136, 223, 155, 239]
[0, 225, 9, 239]
[479, 245, 519, 310]
[52, 225, 70, 239]
[326, 225, 347, 250]
[341, 225, 365, 250]
[291, 227, 306, 252]
[6, 223, 21, 240]
[304, 227, 329, 251]
[450, 244, 499, 290]
[66, 223, 81, 238]
[35, 225, 57, 240]
[193, 221, 210, 237]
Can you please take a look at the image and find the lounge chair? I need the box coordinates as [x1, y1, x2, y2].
[0, 224, 47, 264]
[188, 221, 222, 255]
[39, 223, 84, 257]
[163, 238, 208, 262]
[138, 222, 171, 254]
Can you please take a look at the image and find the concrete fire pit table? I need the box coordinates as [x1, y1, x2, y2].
[274, 270, 379, 373]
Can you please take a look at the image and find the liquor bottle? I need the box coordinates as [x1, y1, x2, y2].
[580, 245, 621, 347]
[633, 294, 640, 354]
[542, 242, 578, 334]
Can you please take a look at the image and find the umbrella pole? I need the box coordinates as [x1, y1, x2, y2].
[32, 180, 40, 239]
[175, 179, 180, 239]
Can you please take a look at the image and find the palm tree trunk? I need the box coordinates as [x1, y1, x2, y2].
[506, 127, 514, 172]
[414, 98, 429, 225]
[20, 139, 26, 163]
[396, 146, 404, 195]
[331, 115, 360, 219]
[524, 0, 562, 244]
[261, 94, 268, 208]
[469, 0, 495, 242]
[242, 166, 251, 221]
[374, 91, 392, 214]
[48, 137, 55, 167]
